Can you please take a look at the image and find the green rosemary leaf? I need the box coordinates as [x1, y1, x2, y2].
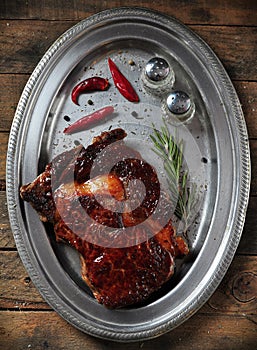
[151, 121, 197, 230]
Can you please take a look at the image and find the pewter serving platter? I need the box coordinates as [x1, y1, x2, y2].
[7, 8, 250, 342]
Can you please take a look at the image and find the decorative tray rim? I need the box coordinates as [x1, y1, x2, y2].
[6, 7, 251, 342]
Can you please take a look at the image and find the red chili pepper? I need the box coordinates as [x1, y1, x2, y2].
[108, 58, 139, 102]
[71, 77, 109, 105]
[63, 106, 114, 134]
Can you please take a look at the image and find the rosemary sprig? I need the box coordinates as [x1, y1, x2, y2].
[150, 122, 198, 231]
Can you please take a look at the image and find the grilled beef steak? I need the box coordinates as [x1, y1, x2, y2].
[20, 128, 188, 308]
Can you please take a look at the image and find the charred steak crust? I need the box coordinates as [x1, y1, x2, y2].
[20, 128, 189, 308]
[81, 237, 175, 308]
[20, 128, 127, 221]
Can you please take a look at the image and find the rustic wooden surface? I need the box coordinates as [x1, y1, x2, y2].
[0, 1, 256, 349]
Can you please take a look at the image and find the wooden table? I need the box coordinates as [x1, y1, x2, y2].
[1, 1, 256, 349]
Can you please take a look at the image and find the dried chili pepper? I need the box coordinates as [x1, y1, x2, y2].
[108, 58, 139, 102]
[71, 77, 109, 105]
[63, 106, 114, 134]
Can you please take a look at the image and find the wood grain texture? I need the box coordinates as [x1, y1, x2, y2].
[1, 191, 257, 253]
[0, 133, 8, 180]
[237, 195, 257, 254]
[1, 251, 256, 313]
[0, 20, 76, 75]
[0, 1, 256, 347]
[0, 191, 13, 249]
[250, 140, 257, 196]
[0, 251, 48, 310]
[0, 21, 256, 80]
[206, 256, 257, 314]
[1, 76, 256, 135]
[7, 138, 257, 194]
[0, 74, 29, 132]
[1, 0, 257, 26]
[234, 82, 257, 139]
[190, 25, 257, 81]
[0, 310, 256, 350]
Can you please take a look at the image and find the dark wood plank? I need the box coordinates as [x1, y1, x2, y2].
[0, 192, 8, 227]
[1, 0, 257, 26]
[234, 82, 257, 139]
[2, 140, 256, 192]
[238, 196, 257, 255]
[191, 25, 257, 81]
[0, 251, 49, 310]
[250, 140, 257, 196]
[0, 190, 16, 249]
[0, 0, 256, 348]
[1, 191, 257, 253]
[0, 21, 257, 81]
[0, 191, 14, 249]
[0, 310, 256, 350]
[206, 255, 257, 314]
[0, 20, 77, 75]
[0, 133, 8, 180]
[1, 250, 256, 313]
[1, 164, 256, 252]
[0, 179, 6, 191]
[0, 74, 29, 132]
[1, 76, 256, 136]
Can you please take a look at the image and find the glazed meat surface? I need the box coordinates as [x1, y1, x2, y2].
[20, 128, 188, 308]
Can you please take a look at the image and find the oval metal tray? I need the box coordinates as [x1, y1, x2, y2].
[6, 8, 250, 342]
